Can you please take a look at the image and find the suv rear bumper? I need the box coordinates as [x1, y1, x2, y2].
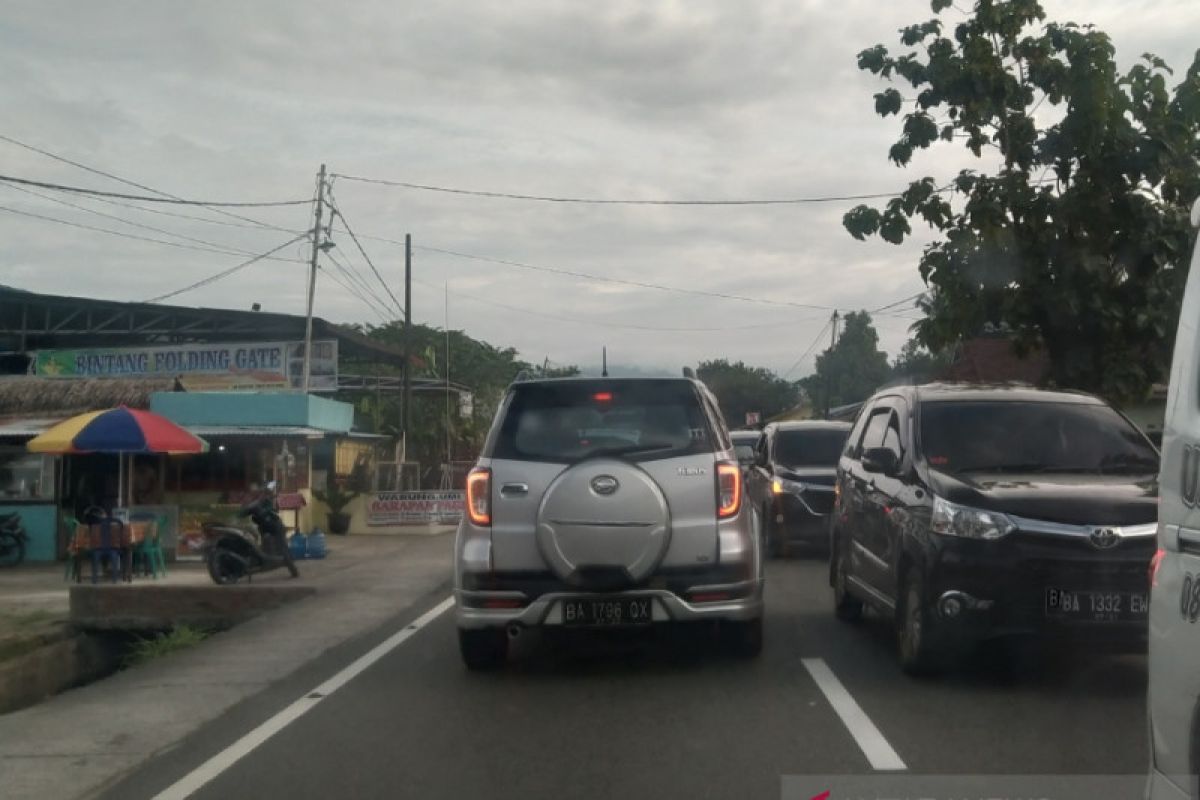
[455, 581, 764, 630]
[771, 491, 835, 546]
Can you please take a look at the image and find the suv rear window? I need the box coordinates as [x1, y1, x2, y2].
[492, 380, 713, 463]
[774, 429, 848, 467]
[919, 401, 1159, 475]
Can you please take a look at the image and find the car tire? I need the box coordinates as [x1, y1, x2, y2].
[722, 617, 764, 659]
[458, 628, 508, 671]
[763, 507, 782, 560]
[897, 571, 944, 676]
[831, 545, 863, 623]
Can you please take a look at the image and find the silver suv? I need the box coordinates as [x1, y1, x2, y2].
[454, 374, 764, 669]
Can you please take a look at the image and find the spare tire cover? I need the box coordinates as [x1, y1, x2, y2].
[535, 458, 670, 588]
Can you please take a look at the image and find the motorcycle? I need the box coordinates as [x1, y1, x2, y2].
[204, 482, 299, 584]
[0, 513, 27, 567]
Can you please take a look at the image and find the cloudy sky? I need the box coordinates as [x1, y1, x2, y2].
[2, 0, 1197, 378]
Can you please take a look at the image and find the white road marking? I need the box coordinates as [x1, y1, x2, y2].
[802, 657, 907, 771]
[153, 596, 455, 800]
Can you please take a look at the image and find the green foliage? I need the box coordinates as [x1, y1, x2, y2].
[314, 479, 359, 514]
[341, 322, 579, 476]
[844, 0, 1200, 402]
[799, 312, 892, 412]
[696, 360, 797, 427]
[891, 337, 953, 383]
[123, 626, 209, 669]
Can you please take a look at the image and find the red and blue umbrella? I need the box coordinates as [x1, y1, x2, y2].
[28, 406, 207, 454]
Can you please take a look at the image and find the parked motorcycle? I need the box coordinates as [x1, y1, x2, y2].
[0, 513, 27, 567]
[205, 482, 299, 584]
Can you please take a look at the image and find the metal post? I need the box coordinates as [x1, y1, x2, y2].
[301, 164, 327, 393]
[402, 233, 412, 451]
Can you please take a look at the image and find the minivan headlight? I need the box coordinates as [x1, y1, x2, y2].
[931, 496, 1015, 540]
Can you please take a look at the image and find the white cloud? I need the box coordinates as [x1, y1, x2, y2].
[1, 0, 1196, 377]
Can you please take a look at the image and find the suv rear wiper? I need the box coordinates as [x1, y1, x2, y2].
[587, 442, 679, 458]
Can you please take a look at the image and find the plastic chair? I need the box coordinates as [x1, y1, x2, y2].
[90, 517, 124, 584]
[132, 519, 167, 579]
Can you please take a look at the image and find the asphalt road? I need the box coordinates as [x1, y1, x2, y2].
[105, 557, 1150, 800]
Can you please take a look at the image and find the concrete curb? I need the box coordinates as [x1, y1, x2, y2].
[0, 630, 124, 715]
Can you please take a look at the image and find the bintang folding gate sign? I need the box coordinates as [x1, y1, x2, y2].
[31, 340, 338, 391]
[367, 491, 465, 525]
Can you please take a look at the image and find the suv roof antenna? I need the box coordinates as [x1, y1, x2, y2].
[602, 346, 608, 377]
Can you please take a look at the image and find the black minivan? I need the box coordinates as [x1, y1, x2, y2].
[830, 383, 1159, 673]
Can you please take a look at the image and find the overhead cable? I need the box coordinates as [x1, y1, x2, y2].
[146, 233, 309, 303]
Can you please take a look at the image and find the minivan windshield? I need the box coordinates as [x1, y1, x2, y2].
[919, 401, 1159, 475]
[773, 429, 848, 468]
[492, 380, 712, 463]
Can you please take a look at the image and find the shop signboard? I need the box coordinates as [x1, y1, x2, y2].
[367, 490, 464, 526]
[32, 340, 338, 391]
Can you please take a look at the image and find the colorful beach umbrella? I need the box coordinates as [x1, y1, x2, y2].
[28, 406, 208, 454]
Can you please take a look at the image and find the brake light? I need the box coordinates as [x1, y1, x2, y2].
[717, 461, 741, 518]
[466, 468, 491, 526]
[1150, 547, 1165, 587]
[593, 391, 613, 402]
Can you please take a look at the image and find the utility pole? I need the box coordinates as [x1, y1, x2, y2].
[823, 310, 839, 419]
[301, 163, 326, 393]
[401, 233, 412, 461]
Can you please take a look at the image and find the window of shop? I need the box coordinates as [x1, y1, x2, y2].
[0, 448, 53, 500]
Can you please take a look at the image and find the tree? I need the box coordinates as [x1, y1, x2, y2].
[342, 322, 578, 481]
[843, 0, 1200, 402]
[891, 337, 953, 384]
[696, 360, 796, 427]
[799, 312, 891, 412]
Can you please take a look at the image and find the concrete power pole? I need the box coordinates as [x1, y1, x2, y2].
[401, 233, 412, 465]
[823, 310, 840, 418]
[301, 164, 327, 393]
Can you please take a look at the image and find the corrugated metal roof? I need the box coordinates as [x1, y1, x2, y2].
[183, 425, 329, 438]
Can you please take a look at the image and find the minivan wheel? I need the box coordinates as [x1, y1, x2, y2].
[721, 618, 764, 659]
[832, 547, 863, 623]
[458, 628, 509, 671]
[897, 572, 944, 676]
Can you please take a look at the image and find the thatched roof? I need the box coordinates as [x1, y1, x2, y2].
[0, 377, 176, 416]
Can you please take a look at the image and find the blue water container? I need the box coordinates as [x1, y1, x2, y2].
[306, 529, 328, 560]
[288, 532, 308, 560]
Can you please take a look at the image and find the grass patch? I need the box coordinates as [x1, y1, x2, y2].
[123, 626, 210, 669]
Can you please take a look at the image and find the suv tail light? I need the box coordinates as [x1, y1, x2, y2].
[466, 467, 492, 526]
[717, 461, 741, 519]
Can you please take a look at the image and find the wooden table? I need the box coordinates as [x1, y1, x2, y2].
[69, 521, 156, 582]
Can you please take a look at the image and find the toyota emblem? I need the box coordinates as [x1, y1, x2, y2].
[590, 475, 619, 496]
[1090, 527, 1120, 549]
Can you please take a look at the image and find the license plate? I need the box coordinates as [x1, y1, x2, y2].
[1045, 587, 1149, 622]
[561, 597, 653, 627]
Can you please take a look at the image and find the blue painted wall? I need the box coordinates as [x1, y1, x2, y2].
[2, 503, 58, 562]
[150, 392, 353, 433]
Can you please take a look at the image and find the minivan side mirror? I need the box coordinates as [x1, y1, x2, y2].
[861, 447, 899, 476]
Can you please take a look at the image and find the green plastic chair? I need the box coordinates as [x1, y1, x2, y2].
[132, 517, 167, 579]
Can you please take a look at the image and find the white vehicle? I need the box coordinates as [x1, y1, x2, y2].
[1148, 196, 1200, 800]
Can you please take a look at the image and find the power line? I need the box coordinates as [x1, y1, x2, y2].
[415, 245, 839, 311]
[781, 318, 835, 380]
[870, 291, 927, 314]
[324, 251, 396, 321]
[0, 201, 308, 260]
[319, 263, 392, 325]
[0, 131, 307, 232]
[325, 190, 403, 315]
[0, 181, 298, 261]
[330, 172, 927, 206]
[327, 249, 387, 313]
[146, 233, 310, 303]
[411, 276, 828, 333]
[0, 172, 310, 207]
